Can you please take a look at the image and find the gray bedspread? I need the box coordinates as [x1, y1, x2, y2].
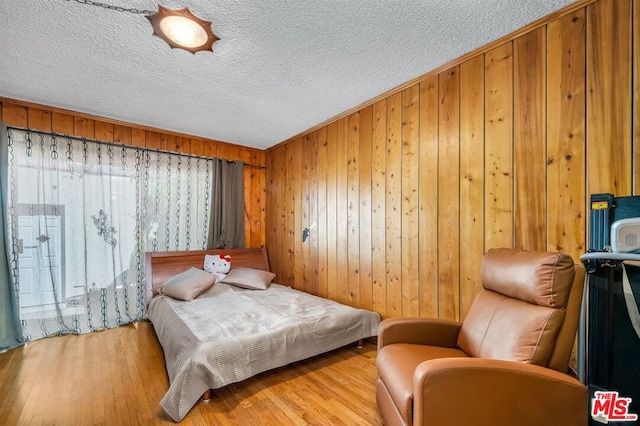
[147, 282, 381, 422]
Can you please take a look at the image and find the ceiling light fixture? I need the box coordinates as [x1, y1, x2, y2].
[63, 0, 219, 54]
[146, 5, 219, 54]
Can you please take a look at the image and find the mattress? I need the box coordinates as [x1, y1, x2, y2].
[148, 281, 381, 421]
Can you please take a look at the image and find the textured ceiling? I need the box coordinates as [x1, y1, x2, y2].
[0, 0, 576, 150]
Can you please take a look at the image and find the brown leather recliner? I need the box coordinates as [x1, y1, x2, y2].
[376, 248, 588, 426]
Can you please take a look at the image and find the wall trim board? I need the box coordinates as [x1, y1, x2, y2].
[269, 0, 598, 152]
[0, 96, 255, 151]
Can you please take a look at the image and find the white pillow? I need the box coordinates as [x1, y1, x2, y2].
[157, 267, 217, 301]
[220, 267, 276, 290]
[203, 254, 231, 274]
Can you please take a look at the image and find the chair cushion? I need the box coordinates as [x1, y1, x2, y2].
[457, 290, 565, 366]
[481, 248, 575, 308]
[377, 343, 469, 425]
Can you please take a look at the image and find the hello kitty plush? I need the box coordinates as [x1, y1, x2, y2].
[203, 254, 231, 282]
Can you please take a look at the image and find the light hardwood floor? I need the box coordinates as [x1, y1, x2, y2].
[0, 321, 384, 425]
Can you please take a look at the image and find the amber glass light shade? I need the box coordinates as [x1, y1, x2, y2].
[146, 5, 219, 54]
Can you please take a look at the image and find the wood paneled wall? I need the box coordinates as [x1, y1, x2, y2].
[0, 99, 266, 249]
[266, 0, 637, 321]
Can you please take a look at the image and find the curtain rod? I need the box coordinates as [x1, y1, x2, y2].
[5, 126, 267, 170]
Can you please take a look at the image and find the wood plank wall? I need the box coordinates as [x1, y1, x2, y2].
[266, 0, 636, 321]
[0, 99, 266, 249]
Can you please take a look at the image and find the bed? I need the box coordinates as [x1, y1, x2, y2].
[146, 248, 381, 422]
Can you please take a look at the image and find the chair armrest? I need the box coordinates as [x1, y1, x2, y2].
[413, 358, 588, 426]
[377, 317, 463, 351]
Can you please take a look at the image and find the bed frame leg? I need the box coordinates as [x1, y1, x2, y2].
[356, 339, 363, 348]
[201, 389, 212, 402]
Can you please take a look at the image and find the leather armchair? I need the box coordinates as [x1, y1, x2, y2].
[376, 248, 588, 426]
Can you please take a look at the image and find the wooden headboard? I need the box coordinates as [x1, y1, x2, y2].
[145, 248, 270, 294]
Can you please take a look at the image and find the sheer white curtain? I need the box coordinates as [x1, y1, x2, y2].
[5, 128, 213, 340]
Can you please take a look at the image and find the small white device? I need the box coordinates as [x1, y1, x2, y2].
[611, 217, 640, 253]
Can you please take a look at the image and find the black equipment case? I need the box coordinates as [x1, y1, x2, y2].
[580, 194, 640, 424]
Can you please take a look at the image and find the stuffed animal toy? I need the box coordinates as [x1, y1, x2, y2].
[204, 254, 231, 281]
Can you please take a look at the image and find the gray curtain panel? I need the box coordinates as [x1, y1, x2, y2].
[207, 159, 245, 249]
[0, 123, 23, 351]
